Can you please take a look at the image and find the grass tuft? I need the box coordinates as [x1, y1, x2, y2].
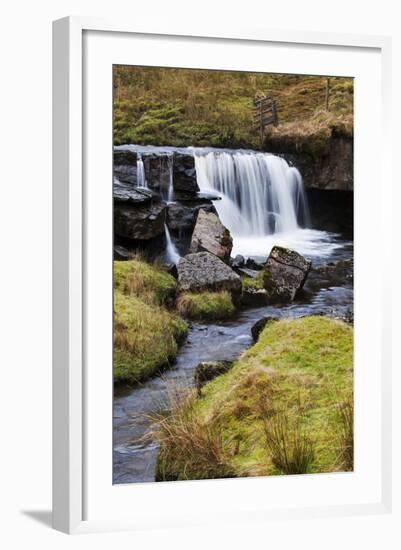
[176, 291, 235, 321]
[148, 385, 235, 481]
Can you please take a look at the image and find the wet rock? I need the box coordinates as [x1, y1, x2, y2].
[173, 153, 199, 194]
[237, 267, 258, 278]
[263, 246, 311, 302]
[114, 202, 166, 241]
[231, 255, 245, 269]
[194, 361, 233, 396]
[114, 245, 130, 261]
[113, 180, 153, 204]
[246, 258, 264, 271]
[189, 210, 233, 262]
[251, 316, 279, 342]
[241, 288, 270, 307]
[164, 262, 178, 279]
[167, 202, 216, 234]
[177, 252, 241, 295]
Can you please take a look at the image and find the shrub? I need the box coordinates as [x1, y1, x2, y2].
[176, 291, 235, 321]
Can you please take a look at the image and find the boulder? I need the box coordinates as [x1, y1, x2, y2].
[177, 252, 241, 295]
[263, 246, 311, 302]
[194, 361, 233, 396]
[251, 316, 279, 342]
[114, 202, 166, 241]
[167, 202, 216, 234]
[231, 255, 245, 269]
[189, 210, 233, 262]
[113, 245, 129, 261]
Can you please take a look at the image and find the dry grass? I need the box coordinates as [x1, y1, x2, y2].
[262, 409, 315, 475]
[148, 384, 235, 481]
[336, 394, 354, 471]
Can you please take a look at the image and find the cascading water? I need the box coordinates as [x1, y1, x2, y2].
[136, 154, 147, 188]
[194, 151, 310, 236]
[192, 150, 332, 258]
[162, 154, 174, 202]
[115, 144, 342, 260]
[164, 224, 180, 264]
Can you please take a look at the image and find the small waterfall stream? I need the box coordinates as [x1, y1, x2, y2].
[136, 154, 147, 188]
[164, 224, 180, 264]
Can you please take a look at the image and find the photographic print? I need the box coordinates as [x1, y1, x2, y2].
[113, 66, 353, 484]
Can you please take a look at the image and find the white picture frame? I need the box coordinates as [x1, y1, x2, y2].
[52, 16, 392, 534]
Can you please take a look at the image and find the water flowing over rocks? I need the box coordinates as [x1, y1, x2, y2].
[189, 209, 233, 262]
[263, 246, 311, 302]
[177, 252, 241, 295]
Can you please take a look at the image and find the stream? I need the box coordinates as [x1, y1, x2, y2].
[113, 237, 353, 484]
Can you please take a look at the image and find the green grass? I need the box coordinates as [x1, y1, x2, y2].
[155, 316, 353, 480]
[241, 272, 264, 291]
[176, 291, 235, 321]
[113, 67, 353, 149]
[113, 259, 187, 384]
[114, 258, 177, 306]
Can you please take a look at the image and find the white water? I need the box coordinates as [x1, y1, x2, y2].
[161, 154, 174, 202]
[164, 224, 180, 264]
[193, 150, 338, 258]
[136, 154, 147, 188]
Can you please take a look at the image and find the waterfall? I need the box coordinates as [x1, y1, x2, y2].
[164, 224, 180, 264]
[194, 151, 310, 237]
[162, 154, 174, 202]
[136, 154, 147, 188]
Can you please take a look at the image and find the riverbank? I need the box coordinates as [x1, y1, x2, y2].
[155, 316, 353, 481]
[113, 238, 353, 483]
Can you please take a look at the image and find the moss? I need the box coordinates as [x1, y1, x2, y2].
[113, 259, 187, 384]
[241, 271, 264, 291]
[176, 291, 235, 321]
[157, 316, 353, 480]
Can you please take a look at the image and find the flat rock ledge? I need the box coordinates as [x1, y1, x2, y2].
[177, 251, 241, 294]
[263, 246, 311, 302]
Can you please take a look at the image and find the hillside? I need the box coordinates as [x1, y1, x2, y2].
[113, 66, 353, 149]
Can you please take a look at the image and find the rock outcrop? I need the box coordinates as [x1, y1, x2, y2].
[114, 202, 166, 241]
[194, 361, 233, 396]
[265, 135, 353, 191]
[177, 252, 241, 295]
[189, 210, 233, 262]
[263, 246, 311, 302]
[114, 179, 153, 204]
[251, 316, 279, 342]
